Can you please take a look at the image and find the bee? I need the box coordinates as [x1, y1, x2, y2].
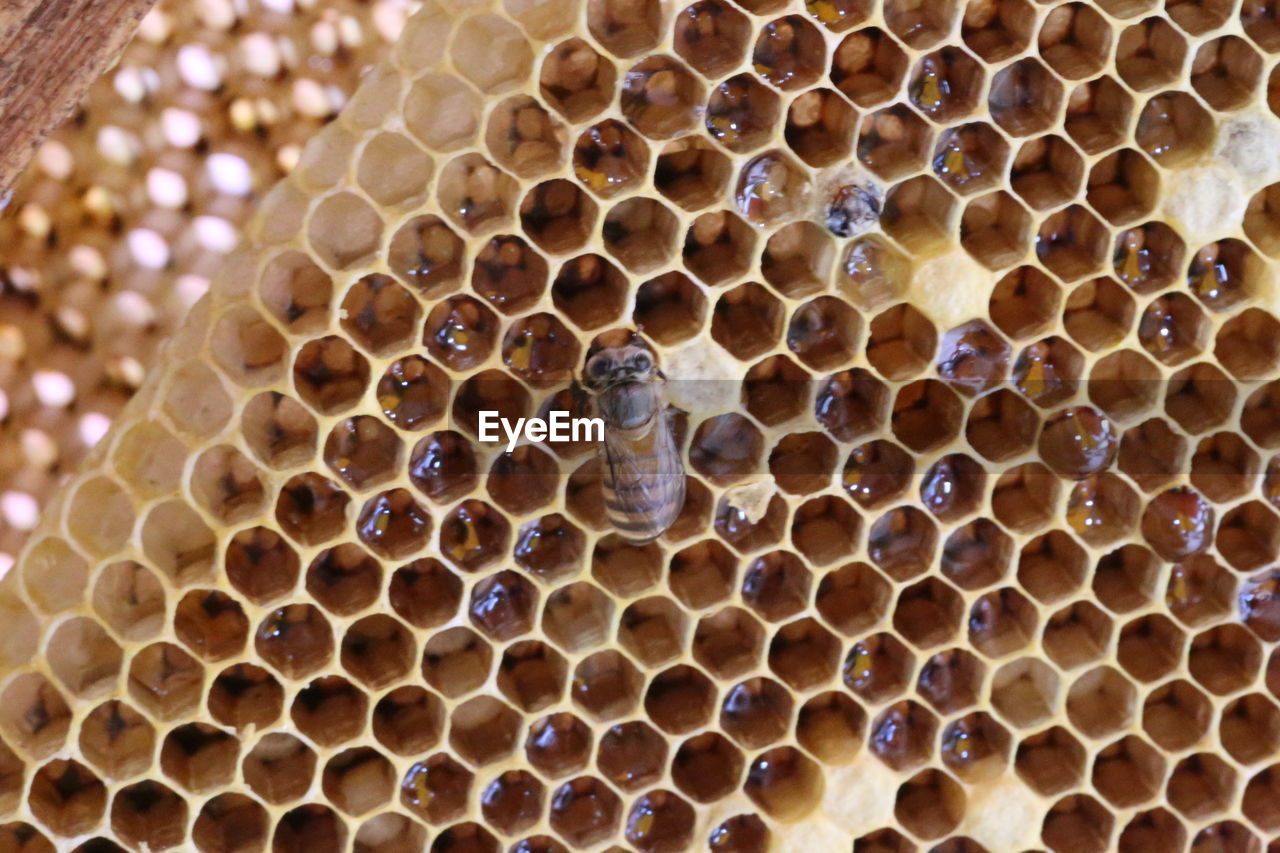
[581, 340, 685, 544]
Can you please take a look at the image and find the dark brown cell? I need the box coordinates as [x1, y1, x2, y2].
[596, 720, 667, 792]
[831, 27, 909, 107]
[919, 454, 985, 522]
[736, 150, 812, 225]
[339, 615, 415, 691]
[869, 700, 938, 772]
[844, 632, 915, 703]
[305, 544, 382, 617]
[620, 55, 704, 139]
[1015, 726, 1085, 796]
[1066, 473, 1139, 547]
[548, 777, 621, 848]
[1116, 17, 1188, 91]
[894, 769, 965, 841]
[654, 136, 733, 211]
[171, 590, 247, 663]
[743, 746, 823, 822]
[815, 368, 889, 443]
[1138, 292, 1208, 366]
[705, 74, 781, 153]
[932, 121, 1009, 196]
[78, 700, 154, 781]
[1037, 406, 1117, 478]
[671, 732, 743, 803]
[377, 357, 449, 432]
[686, 211, 756, 286]
[254, 604, 334, 681]
[208, 664, 283, 732]
[126, 643, 203, 722]
[1063, 277, 1135, 353]
[786, 88, 857, 167]
[645, 664, 717, 735]
[894, 577, 964, 648]
[692, 607, 765, 679]
[707, 814, 770, 852]
[674, 0, 752, 77]
[440, 500, 511, 574]
[192, 793, 270, 853]
[970, 588, 1039, 660]
[838, 234, 910, 309]
[1065, 75, 1133, 155]
[940, 712, 1011, 783]
[1015, 530, 1086, 606]
[525, 713, 592, 781]
[540, 38, 616, 122]
[552, 254, 629, 332]
[448, 696, 522, 766]
[572, 650, 643, 722]
[519, 180, 598, 254]
[892, 379, 963, 453]
[1114, 221, 1186, 295]
[356, 489, 431, 561]
[1040, 794, 1113, 853]
[275, 472, 350, 547]
[868, 505, 937, 581]
[1166, 753, 1238, 821]
[767, 617, 840, 691]
[720, 677, 793, 750]
[422, 626, 492, 700]
[989, 58, 1064, 136]
[481, 770, 544, 836]
[409, 431, 479, 505]
[371, 687, 444, 759]
[400, 753, 473, 825]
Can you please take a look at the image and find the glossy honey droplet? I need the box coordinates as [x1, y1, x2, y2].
[1039, 406, 1118, 478]
[1141, 487, 1214, 562]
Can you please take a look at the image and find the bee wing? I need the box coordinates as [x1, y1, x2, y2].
[600, 415, 686, 530]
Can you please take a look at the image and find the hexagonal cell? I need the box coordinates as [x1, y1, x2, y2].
[1136, 292, 1208, 368]
[292, 335, 369, 417]
[786, 88, 857, 168]
[1165, 361, 1236, 435]
[958, 191, 1030, 270]
[693, 607, 765, 679]
[1114, 221, 1186, 296]
[242, 733, 317, 806]
[1167, 554, 1236, 628]
[917, 648, 984, 714]
[1063, 75, 1133, 154]
[1043, 600, 1113, 672]
[880, 175, 958, 255]
[519, 180, 598, 255]
[1037, 406, 1117, 479]
[670, 732, 744, 803]
[863, 505, 934, 583]
[909, 46, 984, 123]
[939, 711, 1010, 785]
[448, 695, 523, 767]
[1135, 91, 1214, 166]
[252, 604, 335, 682]
[1245, 181, 1280, 258]
[1116, 613, 1183, 684]
[645, 664, 718, 735]
[1140, 486, 1215, 563]
[1066, 473, 1140, 547]
[857, 104, 934, 182]
[619, 55, 704, 141]
[1241, 568, 1280, 642]
[684, 210, 755, 286]
[795, 691, 866, 765]
[1018, 530, 1088, 605]
[303, 544, 382, 619]
[523, 712, 592, 781]
[1089, 342, 1160, 419]
[1190, 624, 1262, 696]
[1063, 276, 1135, 354]
[548, 776, 623, 847]
[481, 770, 544, 836]
[830, 27, 908, 107]
[892, 379, 964, 453]
[399, 752, 473, 825]
[743, 354, 812, 427]
[992, 463, 1060, 534]
[1190, 238, 1262, 312]
[867, 699, 938, 773]
[883, 0, 960, 48]
[386, 214, 466, 300]
[1086, 149, 1159, 226]
[673, 0, 752, 76]
[893, 577, 964, 649]
[172, 590, 248, 664]
[970, 587, 1040, 659]
[208, 663, 284, 731]
[654, 136, 733, 212]
[1037, 205, 1110, 283]
[436, 154, 519, 237]
[764, 617, 839, 691]
[1219, 692, 1280, 766]
[78, 699, 153, 781]
[989, 58, 1064, 136]
[193, 793, 270, 853]
[572, 650, 644, 722]
[705, 74, 781, 154]
[240, 392, 318, 472]
[376, 358, 449, 433]
[1117, 418, 1185, 494]
[966, 388, 1040, 463]
[537, 583, 611, 657]
[597, 720, 668, 792]
[259, 250, 333, 335]
[127, 643, 203, 722]
[471, 235, 549, 318]
[1041, 794, 1114, 853]
[601, 198, 679, 275]
[1015, 725, 1086, 796]
[26, 760, 107, 838]
[894, 769, 965, 841]
[159, 723, 239, 794]
[207, 308, 287, 393]
[1244, 380, 1280, 449]
[1012, 338, 1082, 408]
[752, 15, 826, 90]
[540, 38, 616, 123]
[1039, 3, 1112, 80]
[1116, 17, 1188, 92]
[962, 0, 1034, 62]
[744, 746, 823, 822]
[768, 431, 838, 497]
[625, 789, 698, 852]
[941, 520, 1012, 592]
[321, 748, 395, 817]
[585, 0, 663, 56]
[926, 455, 983, 522]
[1218, 308, 1280, 383]
[1005, 136, 1082, 214]
[1167, 753, 1238, 821]
[933, 122, 1009, 196]
[1192, 35, 1263, 110]
[484, 95, 568, 181]
[1090, 734, 1166, 811]
[1143, 679, 1212, 752]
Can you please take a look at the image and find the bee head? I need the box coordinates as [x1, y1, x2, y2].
[582, 344, 658, 392]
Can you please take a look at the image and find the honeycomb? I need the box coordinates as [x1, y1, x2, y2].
[0, 0, 413, 567]
[9, 0, 1280, 849]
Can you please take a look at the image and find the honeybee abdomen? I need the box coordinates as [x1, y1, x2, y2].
[602, 470, 686, 544]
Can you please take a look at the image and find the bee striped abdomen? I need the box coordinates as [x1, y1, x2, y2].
[600, 416, 685, 544]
